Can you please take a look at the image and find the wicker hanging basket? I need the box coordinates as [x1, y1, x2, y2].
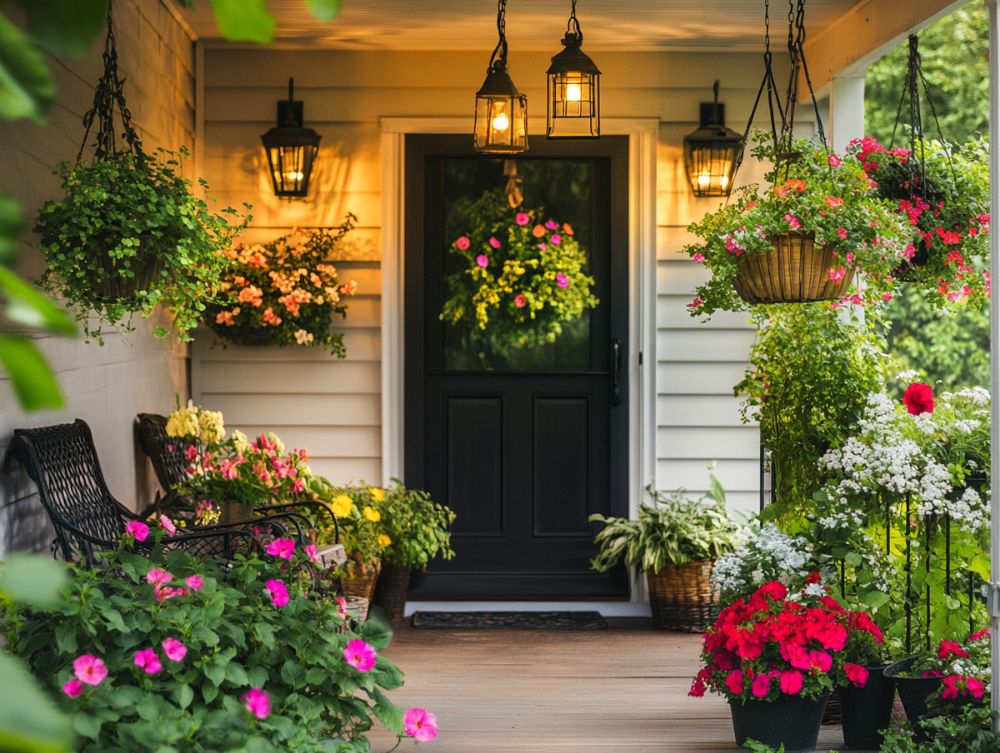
[646, 559, 718, 632]
[733, 231, 854, 304]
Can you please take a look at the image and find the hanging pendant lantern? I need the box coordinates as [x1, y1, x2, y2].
[546, 0, 600, 139]
[474, 0, 528, 154]
[261, 78, 321, 198]
[683, 80, 742, 197]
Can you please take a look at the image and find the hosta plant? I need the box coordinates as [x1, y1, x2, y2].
[2, 533, 439, 753]
[685, 133, 911, 316]
[35, 148, 249, 342]
[589, 478, 739, 574]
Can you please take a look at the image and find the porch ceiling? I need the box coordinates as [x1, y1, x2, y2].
[172, 0, 858, 51]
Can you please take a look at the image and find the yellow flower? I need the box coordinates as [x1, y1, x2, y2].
[363, 506, 381, 523]
[377, 533, 392, 548]
[368, 486, 385, 503]
[331, 494, 354, 519]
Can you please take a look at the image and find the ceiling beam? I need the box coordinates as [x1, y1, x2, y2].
[801, 0, 969, 97]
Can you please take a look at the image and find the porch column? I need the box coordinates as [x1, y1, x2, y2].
[827, 71, 866, 152]
[987, 0, 1000, 730]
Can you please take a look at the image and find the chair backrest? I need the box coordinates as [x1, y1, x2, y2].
[135, 413, 189, 494]
[9, 419, 128, 562]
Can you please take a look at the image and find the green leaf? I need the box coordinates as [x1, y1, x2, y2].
[204, 659, 226, 687]
[207, 0, 275, 43]
[0, 196, 24, 264]
[307, 0, 341, 21]
[174, 684, 194, 710]
[0, 554, 67, 608]
[0, 14, 56, 122]
[0, 267, 76, 334]
[71, 713, 101, 742]
[0, 653, 74, 753]
[0, 335, 64, 411]
[224, 662, 248, 687]
[371, 687, 404, 737]
[12, 0, 109, 57]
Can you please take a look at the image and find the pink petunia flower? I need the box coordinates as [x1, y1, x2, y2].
[305, 543, 319, 563]
[185, 574, 204, 591]
[134, 648, 162, 675]
[837, 226, 848, 240]
[265, 538, 296, 560]
[336, 596, 350, 620]
[515, 212, 530, 226]
[455, 236, 470, 251]
[476, 255, 489, 268]
[74, 655, 108, 686]
[125, 520, 150, 542]
[779, 670, 803, 695]
[343, 639, 378, 672]
[828, 153, 843, 167]
[404, 707, 439, 742]
[62, 679, 84, 698]
[146, 568, 173, 586]
[550, 234, 562, 245]
[538, 242, 547, 251]
[545, 220, 559, 230]
[243, 688, 271, 719]
[162, 637, 187, 663]
[751, 674, 771, 698]
[555, 273, 570, 289]
[513, 294, 527, 309]
[488, 237, 501, 249]
[783, 213, 801, 230]
[265, 579, 290, 608]
[159, 515, 177, 536]
[692, 252, 705, 263]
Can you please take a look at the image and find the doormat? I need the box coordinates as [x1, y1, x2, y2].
[410, 611, 608, 630]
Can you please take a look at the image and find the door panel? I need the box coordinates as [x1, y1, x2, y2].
[404, 134, 629, 598]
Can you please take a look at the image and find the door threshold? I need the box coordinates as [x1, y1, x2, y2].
[403, 600, 652, 618]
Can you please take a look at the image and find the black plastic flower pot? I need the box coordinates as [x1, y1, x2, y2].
[884, 657, 942, 726]
[729, 693, 829, 752]
[838, 664, 895, 749]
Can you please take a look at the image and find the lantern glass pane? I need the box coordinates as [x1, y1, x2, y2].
[547, 71, 600, 138]
[265, 143, 318, 197]
[685, 137, 739, 197]
[475, 93, 528, 154]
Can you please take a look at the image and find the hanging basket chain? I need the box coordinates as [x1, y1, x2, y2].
[735, 0, 786, 175]
[77, 0, 145, 165]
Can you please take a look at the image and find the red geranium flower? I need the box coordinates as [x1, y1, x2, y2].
[902, 382, 935, 415]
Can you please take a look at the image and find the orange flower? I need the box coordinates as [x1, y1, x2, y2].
[237, 286, 263, 307]
[532, 224, 546, 238]
[562, 223, 574, 235]
[262, 307, 282, 326]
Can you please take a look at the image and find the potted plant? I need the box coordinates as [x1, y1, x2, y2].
[885, 629, 991, 727]
[836, 602, 895, 749]
[440, 188, 598, 355]
[373, 480, 456, 625]
[35, 148, 249, 342]
[847, 136, 989, 305]
[589, 478, 740, 631]
[685, 133, 910, 315]
[205, 217, 359, 355]
[689, 580, 884, 752]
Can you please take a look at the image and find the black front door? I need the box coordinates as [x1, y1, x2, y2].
[404, 135, 629, 598]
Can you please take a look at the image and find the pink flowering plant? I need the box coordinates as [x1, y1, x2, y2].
[689, 579, 885, 704]
[2, 538, 439, 752]
[906, 631, 992, 704]
[685, 133, 911, 316]
[440, 188, 598, 352]
[205, 215, 359, 355]
[847, 136, 990, 307]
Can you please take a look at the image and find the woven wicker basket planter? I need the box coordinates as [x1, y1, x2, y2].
[342, 567, 379, 603]
[733, 231, 854, 303]
[373, 563, 411, 626]
[646, 559, 718, 632]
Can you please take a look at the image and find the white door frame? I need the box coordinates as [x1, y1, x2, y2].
[379, 118, 658, 600]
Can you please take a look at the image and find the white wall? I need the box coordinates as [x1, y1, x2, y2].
[0, 0, 195, 554]
[193, 48, 813, 514]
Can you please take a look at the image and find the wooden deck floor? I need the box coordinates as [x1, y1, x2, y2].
[370, 628, 847, 752]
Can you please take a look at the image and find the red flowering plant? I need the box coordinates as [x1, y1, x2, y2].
[907, 630, 991, 705]
[689, 578, 884, 703]
[685, 133, 911, 316]
[846, 137, 990, 307]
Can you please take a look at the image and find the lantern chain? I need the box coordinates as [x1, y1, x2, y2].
[76, 0, 145, 166]
[488, 0, 509, 70]
[566, 0, 582, 39]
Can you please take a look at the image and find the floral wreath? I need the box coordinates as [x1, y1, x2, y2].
[440, 188, 598, 351]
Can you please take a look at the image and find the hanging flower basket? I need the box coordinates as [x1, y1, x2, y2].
[685, 134, 910, 317]
[732, 231, 855, 303]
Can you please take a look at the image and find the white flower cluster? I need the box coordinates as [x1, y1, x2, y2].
[817, 390, 991, 534]
[711, 524, 813, 600]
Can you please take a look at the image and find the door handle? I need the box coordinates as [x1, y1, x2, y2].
[611, 338, 623, 407]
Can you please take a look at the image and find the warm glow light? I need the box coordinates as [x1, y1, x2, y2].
[719, 174, 729, 189]
[492, 111, 510, 132]
[698, 173, 711, 188]
[283, 170, 304, 182]
[565, 82, 582, 102]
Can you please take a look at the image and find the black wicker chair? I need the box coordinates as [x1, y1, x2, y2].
[7, 419, 308, 566]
